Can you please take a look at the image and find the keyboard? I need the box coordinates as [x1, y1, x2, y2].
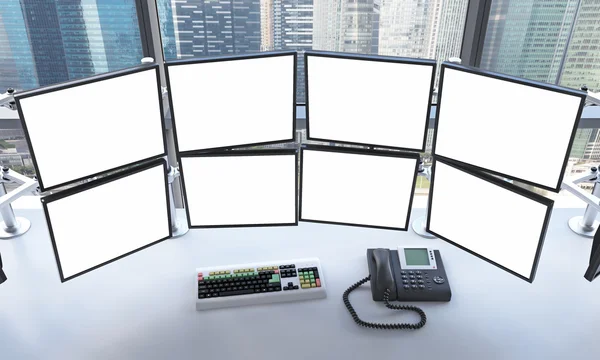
[196, 258, 326, 310]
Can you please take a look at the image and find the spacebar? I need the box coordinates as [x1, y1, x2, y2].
[220, 289, 255, 297]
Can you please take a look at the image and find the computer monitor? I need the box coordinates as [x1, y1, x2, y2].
[42, 159, 171, 282]
[166, 52, 296, 153]
[179, 149, 298, 228]
[305, 51, 435, 151]
[433, 62, 586, 192]
[584, 227, 600, 282]
[427, 157, 553, 282]
[15, 65, 167, 192]
[300, 145, 419, 230]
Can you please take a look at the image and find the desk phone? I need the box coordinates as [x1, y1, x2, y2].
[343, 247, 451, 330]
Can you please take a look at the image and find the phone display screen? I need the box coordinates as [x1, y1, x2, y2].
[404, 248, 430, 266]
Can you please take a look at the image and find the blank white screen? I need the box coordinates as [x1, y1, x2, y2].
[301, 150, 417, 229]
[307, 55, 433, 150]
[18, 68, 165, 190]
[428, 160, 550, 279]
[168, 55, 294, 152]
[435, 67, 583, 190]
[45, 163, 170, 280]
[181, 154, 297, 226]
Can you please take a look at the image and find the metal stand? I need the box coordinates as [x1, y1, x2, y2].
[0, 167, 38, 239]
[412, 162, 436, 239]
[562, 167, 600, 238]
[167, 166, 189, 238]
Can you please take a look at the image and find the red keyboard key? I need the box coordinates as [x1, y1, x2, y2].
[274, 270, 279, 274]
[316, 279, 321, 287]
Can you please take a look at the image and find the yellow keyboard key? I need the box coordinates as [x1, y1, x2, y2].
[301, 284, 310, 289]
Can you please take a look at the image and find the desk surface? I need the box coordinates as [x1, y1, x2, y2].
[1, 206, 599, 360]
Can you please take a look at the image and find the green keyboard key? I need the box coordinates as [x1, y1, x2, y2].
[270, 274, 280, 283]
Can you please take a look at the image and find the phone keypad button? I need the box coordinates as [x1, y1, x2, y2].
[418, 280, 424, 284]
[403, 285, 410, 290]
[410, 280, 416, 284]
[401, 275, 407, 280]
[415, 271, 422, 275]
[402, 280, 409, 284]
[419, 285, 425, 290]
[416, 275, 423, 279]
[411, 285, 418, 290]
[401, 271, 407, 275]
[408, 271, 415, 275]
[409, 275, 415, 279]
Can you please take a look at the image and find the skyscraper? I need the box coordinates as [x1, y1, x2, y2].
[313, 0, 379, 54]
[377, 0, 442, 58]
[0, 1, 37, 92]
[480, 0, 579, 84]
[20, 0, 69, 87]
[169, 0, 261, 57]
[273, 0, 313, 51]
[0, 0, 143, 92]
[559, 0, 600, 92]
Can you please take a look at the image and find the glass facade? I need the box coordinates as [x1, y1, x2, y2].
[0, 0, 143, 93]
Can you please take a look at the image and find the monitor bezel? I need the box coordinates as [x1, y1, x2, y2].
[304, 50, 436, 152]
[165, 51, 297, 154]
[41, 157, 173, 283]
[431, 62, 587, 193]
[426, 155, 554, 283]
[299, 144, 420, 231]
[179, 148, 299, 229]
[15, 64, 168, 193]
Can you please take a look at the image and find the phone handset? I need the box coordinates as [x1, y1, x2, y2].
[342, 248, 427, 330]
[371, 249, 397, 301]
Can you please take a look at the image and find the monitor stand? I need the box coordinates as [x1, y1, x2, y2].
[167, 165, 189, 238]
[412, 162, 436, 239]
[562, 166, 600, 238]
[0, 167, 38, 239]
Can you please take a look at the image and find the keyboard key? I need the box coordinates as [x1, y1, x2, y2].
[220, 289, 255, 297]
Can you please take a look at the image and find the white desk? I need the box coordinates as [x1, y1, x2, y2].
[1, 207, 599, 360]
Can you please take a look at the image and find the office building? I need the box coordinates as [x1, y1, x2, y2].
[0, 1, 38, 92]
[433, 0, 469, 82]
[559, 0, 600, 92]
[19, 0, 70, 88]
[377, 0, 442, 58]
[0, 0, 143, 91]
[313, 0, 379, 54]
[260, 0, 274, 51]
[480, 0, 578, 84]
[157, 0, 177, 59]
[162, 0, 262, 57]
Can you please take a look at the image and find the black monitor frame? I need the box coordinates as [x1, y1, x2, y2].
[304, 50, 436, 152]
[179, 148, 299, 229]
[432, 62, 587, 193]
[299, 144, 420, 231]
[41, 158, 172, 283]
[584, 228, 600, 282]
[426, 156, 554, 283]
[15, 64, 168, 193]
[165, 51, 297, 155]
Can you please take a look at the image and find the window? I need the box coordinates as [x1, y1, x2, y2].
[480, 0, 600, 185]
[157, 0, 470, 103]
[0, 0, 145, 179]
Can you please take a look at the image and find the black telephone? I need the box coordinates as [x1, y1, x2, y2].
[343, 247, 451, 330]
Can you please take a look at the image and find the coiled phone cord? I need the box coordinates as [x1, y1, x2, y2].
[343, 275, 427, 330]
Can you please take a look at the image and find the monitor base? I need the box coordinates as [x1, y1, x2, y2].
[568, 216, 599, 238]
[171, 208, 189, 238]
[0, 217, 31, 239]
[412, 216, 436, 239]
